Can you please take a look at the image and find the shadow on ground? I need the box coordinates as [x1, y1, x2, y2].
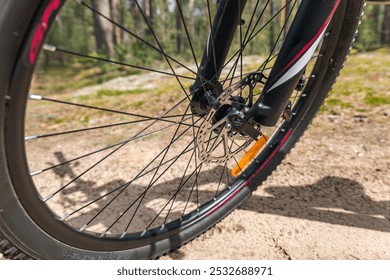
[49, 150, 390, 234]
[241, 176, 390, 233]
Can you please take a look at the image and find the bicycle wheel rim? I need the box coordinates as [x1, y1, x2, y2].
[4, 0, 344, 252]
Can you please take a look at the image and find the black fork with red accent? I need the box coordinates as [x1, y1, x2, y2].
[190, 0, 341, 127]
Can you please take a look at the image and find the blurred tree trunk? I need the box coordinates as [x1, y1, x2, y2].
[92, 0, 115, 58]
[269, 0, 275, 52]
[381, 5, 390, 46]
[176, 2, 184, 53]
[119, 0, 129, 47]
[143, 0, 154, 33]
[110, 0, 118, 46]
[129, 0, 142, 37]
[110, 0, 129, 47]
[188, 0, 195, 34]
[281, 0, 292, 38]
[248, 0, 255, 53]
[149, 0, 154, 27]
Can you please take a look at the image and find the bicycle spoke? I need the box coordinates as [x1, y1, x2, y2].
[221, 0, 297, 85]
[123, 104, 194, 231]
[162, 147, 197, 226]
[41, 97, 197, 201]
[27, 94, 192, 133]
[76, 122, 198, 232]
[175, 0, 199, 69]
[77, 113, 208, 233]
[206, 0, 218, 75]
[31, 112, 203, 177]
[80, 1, 197, 76]
[228, 0, 245, 87]
[108, 135, 199, 235]
[133, 0, 191, 101]
[221, 0, 271, 86]
[62, 138, 199, 221]
[146, 162, 203, 231]
[259, 0, 298, 73]
[26, 116, 198, 141]
[51, 47, 194, 80]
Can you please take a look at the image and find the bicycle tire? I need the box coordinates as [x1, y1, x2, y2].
[0, 0, 366, 259]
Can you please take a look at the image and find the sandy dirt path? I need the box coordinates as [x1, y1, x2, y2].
[159, 107, 390, 259]
[1, 107, 388, 260]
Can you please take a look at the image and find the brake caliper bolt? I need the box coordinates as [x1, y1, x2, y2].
[225, 122, 232, 131]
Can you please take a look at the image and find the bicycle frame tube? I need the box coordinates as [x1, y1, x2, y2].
[193, 0, 341, 127]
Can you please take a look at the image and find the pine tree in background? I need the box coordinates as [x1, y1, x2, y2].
[381, 5, 390, 46]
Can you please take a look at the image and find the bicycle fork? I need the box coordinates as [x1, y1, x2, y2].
[191, 0, 341, 127]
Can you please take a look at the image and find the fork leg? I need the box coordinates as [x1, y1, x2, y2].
[190, 0, 247, 115]
[247, 0, 341, 126]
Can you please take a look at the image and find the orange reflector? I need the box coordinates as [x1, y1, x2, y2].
[231, 134, 269, 177]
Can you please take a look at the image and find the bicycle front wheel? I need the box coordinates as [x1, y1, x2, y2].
[0, 0, 365, 259]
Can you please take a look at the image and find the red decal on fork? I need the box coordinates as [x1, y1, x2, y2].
[29, 0, 61, 64]
[205, 129, 293, 217]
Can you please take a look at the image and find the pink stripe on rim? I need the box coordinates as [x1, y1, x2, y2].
[29, 0, 61, 64]
[205, 128, 293, 217]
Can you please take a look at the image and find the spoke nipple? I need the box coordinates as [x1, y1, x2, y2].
[42, 194, 53, 202]
[43, 44, 56, 52]
[79, 224, 88, 232]
[100, 231, 107, 238]
[140, 230, 147, 237]
[60, 214, 70, 221]
[28, 94, 42, 100]
[25, 135, 38, 141]
[120, 232, 126, 239]
[30, 170, 42, 176]
[225, 123, 232, 131]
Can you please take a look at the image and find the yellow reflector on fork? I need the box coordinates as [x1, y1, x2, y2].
[231, 134, 269, 177]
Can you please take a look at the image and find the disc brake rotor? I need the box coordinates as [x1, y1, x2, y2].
[196, 86, 253, 164]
